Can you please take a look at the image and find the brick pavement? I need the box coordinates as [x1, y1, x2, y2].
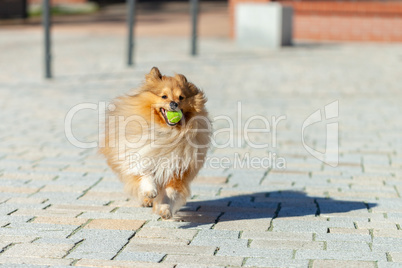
[0, 26, 401, 267]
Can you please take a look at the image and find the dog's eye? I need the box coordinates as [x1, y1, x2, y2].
[162, 95, 167, 99]
[179, 96, 184, 100]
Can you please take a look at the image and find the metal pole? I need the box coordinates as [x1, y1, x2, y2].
[127, 0, 136, 66]
[190, 0, 199, 56]
[42, 0, 51, 78]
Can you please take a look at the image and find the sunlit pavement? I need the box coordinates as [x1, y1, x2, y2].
[0, 28, 401, 267]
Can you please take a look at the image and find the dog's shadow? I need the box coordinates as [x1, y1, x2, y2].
[174, 191, 376, 229]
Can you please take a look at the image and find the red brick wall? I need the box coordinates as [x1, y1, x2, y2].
[229, 0, 402, 42]
[294, 14, 402, 42]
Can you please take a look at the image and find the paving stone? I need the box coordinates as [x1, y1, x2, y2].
[216, 246, 293, 258]
[1, 243, 73, 258]
[33, 237, 82, 246]
[0, 223, 76, 238]
[125, 242, 216, 256]
[78, 211, 159, 221]
[0, 235, 37, 243]
[197, 205, 276, 214]
[242, 231, 313, 242]
[175, 264, 225, 268]
[214, 212, 272, 231]
[39, 185, 86, 193]
[326, 241, 371, 252]
[143, 220, 214, 230]
[75, 259, 173, 267]
[0, 257, 73, 266]
[312, 260, 376, 268]
[373, 229, 402, 238]
[387, 213, 402, 220]
[50, 204, 116, 212]
[67, 251, 117, 260]
[377, 262, 402, 268]
[295, 250, 387, 261]
[193, 176, 228, 185]
[30, 192, 84, 203]
[325, 214, 384, 222]
[194, 229, 240, 240]
[85, 219, 146, 230]
[1, 202, 47, 211]
[227, 171, 266, 187]
[130, 237, 188, 246]
[114, 251, 165, 262]
[213, 219, 270, 231]
[271, 219, 329, 233]
[250, 240, 324, 250]
[0, 172, 57, 181]
[188, 185, 222, 196]
[136, 226, 197, 244]
[5, 197, 48, 205]
[69, 228, 135, 242]
[356, 221, 398, 230]
[325, 218, 360, 229]
[327, 228, 370, 235]
[372, 237, 402, 245]
[371, 242, 402, 252]
[163, 255, 244, 266]
[0, 215, 34, 226]
[172, 211, 223, 224]
[315, 233, 372, 243]
[12, 208, 82, 218]
[389, 252, 402, 262]
[67, 230, 134, 257]
[33, 216, 88, 226]
[80, 191, 131, 201]
[278, 206, 317, 217]
[244, 258, 310, 267]
[190, 235, 248, 249]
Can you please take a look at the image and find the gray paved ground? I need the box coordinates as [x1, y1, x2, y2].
[0, 28, 402, 267]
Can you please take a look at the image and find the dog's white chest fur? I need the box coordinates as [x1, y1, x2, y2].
[124, 128, 201, 185]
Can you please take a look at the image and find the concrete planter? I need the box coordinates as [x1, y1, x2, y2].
[236, 3, 293, 48]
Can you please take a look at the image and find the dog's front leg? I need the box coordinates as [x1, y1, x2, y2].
[153, 178, 190, 219]
[138, 175, 158, 207]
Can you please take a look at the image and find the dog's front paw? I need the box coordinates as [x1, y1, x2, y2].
[157, 204, 172, 220]
[139, 176, 158, 199]
[143, 188, 158, 199]
[141, 197, 154, 207]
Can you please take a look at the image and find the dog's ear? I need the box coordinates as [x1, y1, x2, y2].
[146, 67, 162, 81]
[188, 83, 207, 112]
[175, 73, 188, 85]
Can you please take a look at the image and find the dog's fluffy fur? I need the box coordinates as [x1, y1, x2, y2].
[99, 67, 211, 219]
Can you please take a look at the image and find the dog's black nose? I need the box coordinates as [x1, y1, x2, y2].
[170, 101, 178, 109]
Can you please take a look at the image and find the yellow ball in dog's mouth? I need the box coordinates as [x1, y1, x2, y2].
[166, 110, 183, 124]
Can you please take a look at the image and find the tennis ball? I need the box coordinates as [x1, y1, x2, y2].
[166, 110, 183, 124]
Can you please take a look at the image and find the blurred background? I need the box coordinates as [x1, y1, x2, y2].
[1, 0, 401, 42]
